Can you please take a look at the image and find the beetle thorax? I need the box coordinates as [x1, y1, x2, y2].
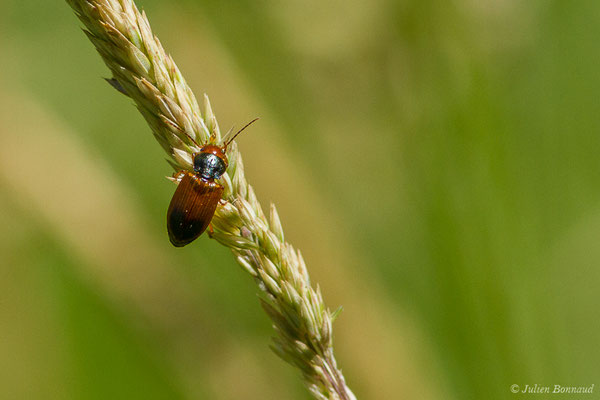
[193, 145, 228, 180]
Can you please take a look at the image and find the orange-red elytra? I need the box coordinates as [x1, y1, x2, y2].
[167, 118, 259, 247]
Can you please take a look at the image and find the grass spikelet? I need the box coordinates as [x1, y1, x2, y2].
[66, 1, 355, 398]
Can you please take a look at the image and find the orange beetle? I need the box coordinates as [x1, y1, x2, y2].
[167, 119, 258, 247]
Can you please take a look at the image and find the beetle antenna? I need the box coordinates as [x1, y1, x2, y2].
[224, 118, 259, 149]
[186, 132, 201, 148]
[161, 115, 201, 148]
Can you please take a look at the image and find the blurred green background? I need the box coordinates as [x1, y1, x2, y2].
[1, 0, 599, 399]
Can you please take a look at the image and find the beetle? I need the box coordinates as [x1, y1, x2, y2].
[167, 118, 258, 247]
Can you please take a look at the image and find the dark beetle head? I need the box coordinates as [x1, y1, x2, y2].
[193, 145, 228, 180]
